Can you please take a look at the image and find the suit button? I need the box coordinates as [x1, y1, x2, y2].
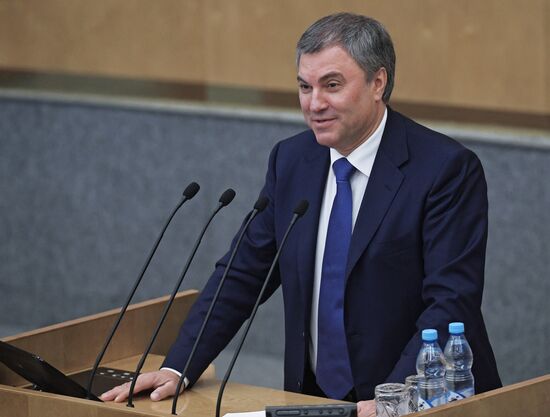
[297, 381, 302, 389]
[302, 331, 305, 338]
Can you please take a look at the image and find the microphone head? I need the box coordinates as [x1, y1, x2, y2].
[219, 188, 236, 207]
[183, 182, 200, 199]
[253, 196, 269, 212]
[293, 200, 309, 217]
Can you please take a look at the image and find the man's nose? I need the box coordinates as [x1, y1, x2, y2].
[309, 89, 329, 113]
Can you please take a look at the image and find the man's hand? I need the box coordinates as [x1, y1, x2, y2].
[100, 370, 183, 403]
[357, 400, 376, 417]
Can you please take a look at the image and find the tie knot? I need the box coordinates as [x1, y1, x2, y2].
[332, 158, 355, 182]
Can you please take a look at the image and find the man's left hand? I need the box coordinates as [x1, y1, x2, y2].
[357, 400, 375, 417]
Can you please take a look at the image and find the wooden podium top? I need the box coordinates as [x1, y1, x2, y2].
[0, 353, 343, 417]
[97, 354, 344, 416]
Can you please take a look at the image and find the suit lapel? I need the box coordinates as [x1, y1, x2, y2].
[346, 109, 409, 277]
[296, 144, 330, 316]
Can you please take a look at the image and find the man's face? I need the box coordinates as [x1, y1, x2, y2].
[297, 45, 387, 155]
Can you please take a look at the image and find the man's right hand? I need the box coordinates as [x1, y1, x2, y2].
[100, 369, 183, 403]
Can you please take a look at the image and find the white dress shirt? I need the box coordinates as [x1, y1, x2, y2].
[309, 107, 387, 373]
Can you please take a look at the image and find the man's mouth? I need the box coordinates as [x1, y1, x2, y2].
[311, 117, 337, 128]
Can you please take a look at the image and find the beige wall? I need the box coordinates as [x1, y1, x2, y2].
[1, 0, 548, 116]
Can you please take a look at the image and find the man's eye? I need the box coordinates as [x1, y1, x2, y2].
[299, 84, 311, 92]
[327, 82, 340, 89]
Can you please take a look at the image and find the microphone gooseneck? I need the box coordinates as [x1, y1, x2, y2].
[86, 182, 200, 399]
[214, 200, 309, 417]
[171, 195, 269, 415]
[126, 188, 236, 408]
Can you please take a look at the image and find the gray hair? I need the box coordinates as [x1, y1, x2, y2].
[296, 13, 396, 103]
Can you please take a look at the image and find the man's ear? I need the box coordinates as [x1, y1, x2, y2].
[372, 68, 387, 101]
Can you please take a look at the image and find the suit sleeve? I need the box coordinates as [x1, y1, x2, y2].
[385, 147, 490, 384]
[161, 143, 282, 386]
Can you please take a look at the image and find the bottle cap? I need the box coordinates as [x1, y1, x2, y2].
[449, 322, 465, 334]
[422, 329, 438, 341]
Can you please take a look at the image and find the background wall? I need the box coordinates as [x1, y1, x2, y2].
[1, 0, 549, 395]
[0, 95, 549, 389]
[0, 0, 549, 121]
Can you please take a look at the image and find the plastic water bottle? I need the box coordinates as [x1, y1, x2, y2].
[444, 322, 475, 401]
[416, 329, 446, 409]
[416, 329, 446, 378]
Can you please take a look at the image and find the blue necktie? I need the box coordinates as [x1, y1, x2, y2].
[316, 157, 355, 399]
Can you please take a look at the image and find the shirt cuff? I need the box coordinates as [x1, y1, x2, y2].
[160, 367, 189, 388]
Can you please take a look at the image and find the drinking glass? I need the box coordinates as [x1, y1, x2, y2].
[404, 375, 421, 413]
[375, 383, 408, 417]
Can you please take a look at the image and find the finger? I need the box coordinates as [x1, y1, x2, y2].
[112, 382, 133, 403]
[104, 372, 157, 403]
[100, 370, 181, 402]
[117, 372, 165, 402]
[149, 372, 183, 401]
[101, 379, 139, 402]
[149, 380, 177, 401]
[100, 384, 125, 401]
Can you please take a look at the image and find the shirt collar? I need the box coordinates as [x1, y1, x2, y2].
[329, 107, 387, 178]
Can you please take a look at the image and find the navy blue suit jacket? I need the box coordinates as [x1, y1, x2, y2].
[163, 108, 501, 399]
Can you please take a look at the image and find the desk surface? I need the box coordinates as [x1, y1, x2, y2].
[0, 354, 344, 417]
[101, 354, 344, 416]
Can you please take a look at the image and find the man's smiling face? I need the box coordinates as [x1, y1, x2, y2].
[297, 45, 387, 156]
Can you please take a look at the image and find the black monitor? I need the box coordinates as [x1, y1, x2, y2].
[0, 340, 132, 401]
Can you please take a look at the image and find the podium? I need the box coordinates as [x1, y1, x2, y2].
[1, 290, 549, 416]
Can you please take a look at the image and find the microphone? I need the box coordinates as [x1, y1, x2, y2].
[171, 195, 269, 415]
[86, 182, 200, 399]
[127, 188, 236, 407]
[214, 200, 309, 417]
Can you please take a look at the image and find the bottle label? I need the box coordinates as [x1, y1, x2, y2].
[418, 394, 446, 410]
[447, 387, 474, 402]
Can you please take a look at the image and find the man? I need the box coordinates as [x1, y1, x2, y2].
[102, 13, 501, 416]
